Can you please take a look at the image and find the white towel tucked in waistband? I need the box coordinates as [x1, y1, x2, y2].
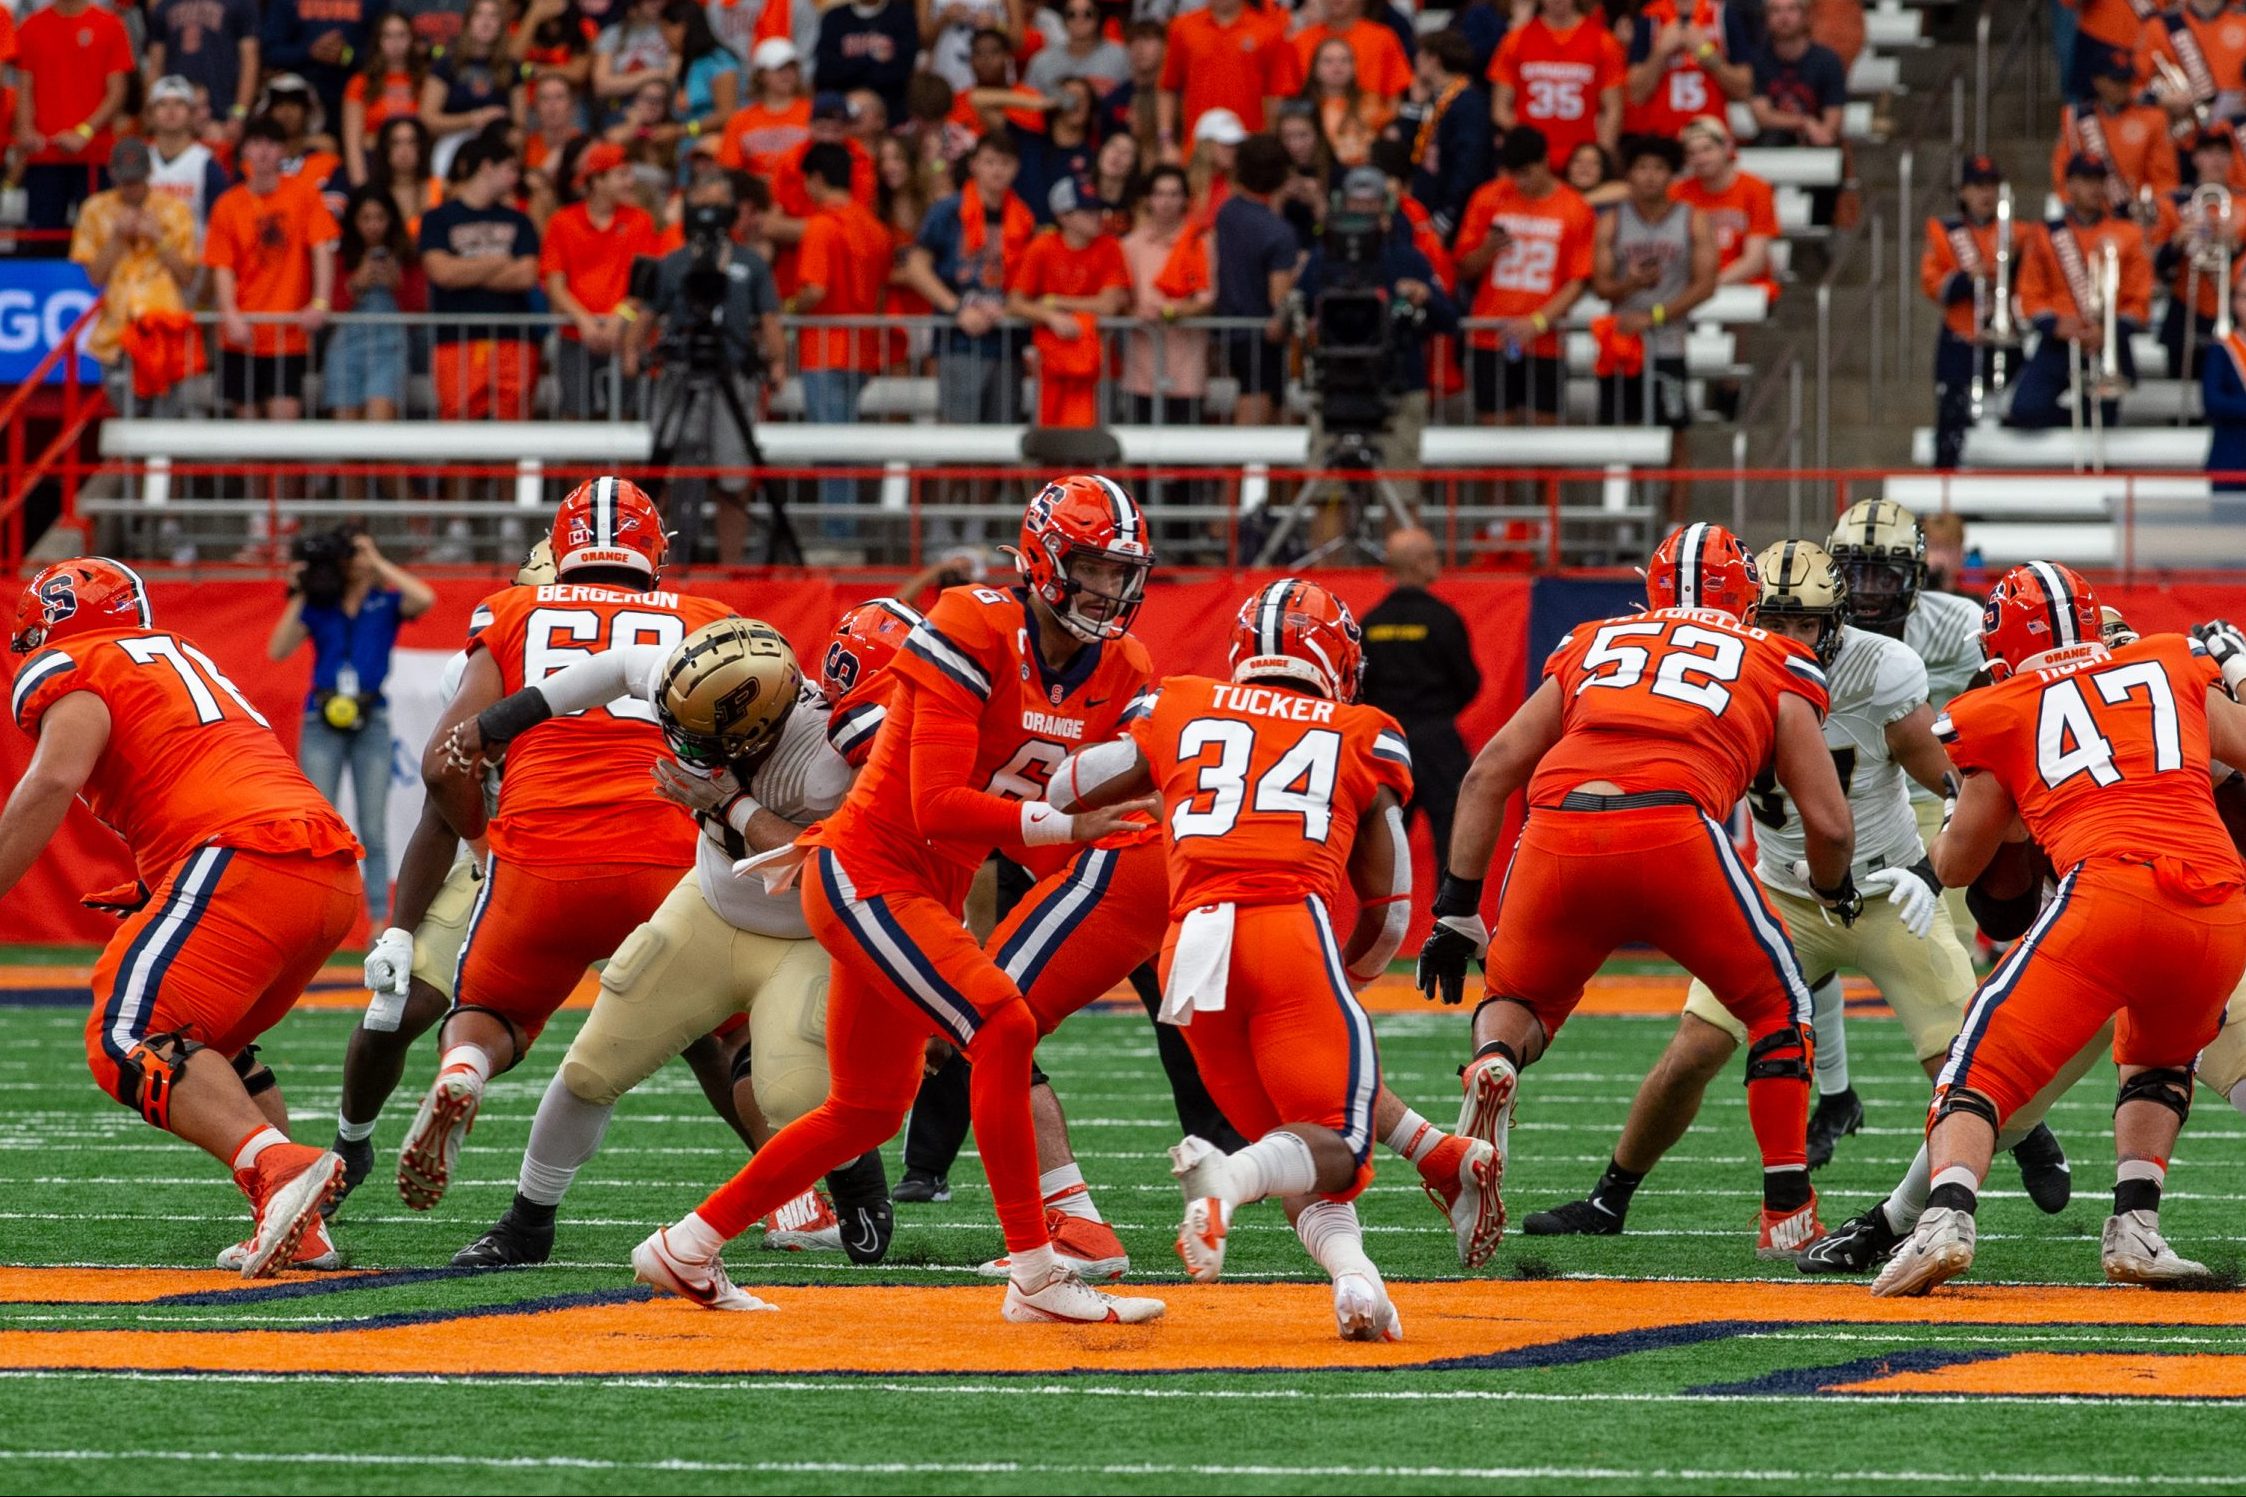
[1161, 902, 1236, 1026]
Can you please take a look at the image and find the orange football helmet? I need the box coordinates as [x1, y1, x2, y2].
[1013, 474, 1154, 641]
[1980, 561, 2103, 680]
[552, 476, 667, 582]
[1645, 522, 1761, 621]
[11, 557, 152, 655]
[1228, 577, 1365, 702]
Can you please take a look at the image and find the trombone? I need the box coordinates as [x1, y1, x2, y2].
[2073, 241, 2123, 473]
[2153, 53, 2215, 138]
[2181, 183, 2233, 422]
[1971, 185, 2019, 423]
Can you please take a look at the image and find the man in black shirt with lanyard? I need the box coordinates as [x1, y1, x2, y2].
[1361, 526, 1481, 864]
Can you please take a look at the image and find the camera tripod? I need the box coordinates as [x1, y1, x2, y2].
[1252, 431, 1416, 566]
[648, 356, 802, 566]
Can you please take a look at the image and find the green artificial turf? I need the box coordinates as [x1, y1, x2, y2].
[1, 996, 2241, 1495]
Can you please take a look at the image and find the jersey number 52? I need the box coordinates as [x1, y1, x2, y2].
[1576, 621, 1744, 716]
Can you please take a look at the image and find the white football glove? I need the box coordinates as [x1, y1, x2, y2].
[362, 926, 415, 1031]
[734, 839, 809, 894]
[1859, 866, 1939, 941]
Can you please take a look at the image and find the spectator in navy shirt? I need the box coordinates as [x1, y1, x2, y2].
[1748, 0, 1845, 147]
[1212, 132, 1303, 426]
[815, 0, 920, 123]
[900, 129, 1031, 424]
[260, 0, 373, 126]
[267, 525, 435, 920]
[1402, 29, 1489, 240]
[145, 0, 263, 141]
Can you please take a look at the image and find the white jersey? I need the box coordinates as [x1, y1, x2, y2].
[1753, 625, 1930, 896]
[147, 139, 221, 246]
[1902, 588, 1982, 803]
[536, 644, 853, 939]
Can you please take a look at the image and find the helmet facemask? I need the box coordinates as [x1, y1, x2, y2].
[1041, 537, 1151, 642]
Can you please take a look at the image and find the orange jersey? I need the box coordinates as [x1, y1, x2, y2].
[1672, 171, 1778, 289]
[11, 628, 358, 885]
[806, 585, 1152, 903]
[716, 95, 811, 180]
[468, 582, 734, 868]
[2051, 101, 2179, 208]
[1935, 633, 2245, 885]
[1489, 15, 1625, 168]
[2138, 3, 2246, 100]
[2075, 0, 2149, 47]
[1530, 607, 1830, 819]
[1129, 674, 1412, 915]
[2018, 211, 2154, 327]
[1921, 212, 2033, 340]
[1454, 177, 1598, 354]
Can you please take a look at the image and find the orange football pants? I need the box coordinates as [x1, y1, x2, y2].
[694, 846, 1048, 1251]
[1483, 803, 1816, 1171]
[1158, 898, 1381, 1201]
[1937, 858, 2246, 1123]
[453, 858, 685, 1047]
[991, 839, 1169, 1034]
[85, 846, 360, 1112]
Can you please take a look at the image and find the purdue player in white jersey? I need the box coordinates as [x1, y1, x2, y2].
[1520, 542, 1975, 1243]
[1816, 501, 2069, 1203]
[447, 616, 896, 1270]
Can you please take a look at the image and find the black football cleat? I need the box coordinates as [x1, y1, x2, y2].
[451, 1206, 556, 1269]
[892, 1169, 951, 1204]
[2010, 1123, 2072, 1214]
[1794, 1205, 1901, 1275]
[323, 1134, 375, 1218]
[1521, 1196, 1626, 1236]
[1805, 1088, 1864, 1170]
[824, 1149, 895, 1266]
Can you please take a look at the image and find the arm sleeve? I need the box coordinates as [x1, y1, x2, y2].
[2205, 345, 2246, 422]
[533, 642, 668, 716]
[1047, 737, 1146, 812]
[904, 681, 1043, 848]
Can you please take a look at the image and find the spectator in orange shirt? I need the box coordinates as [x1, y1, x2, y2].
[766, 93, 878, 295]
[543, 141, 661, 417]
[419, 134, 542, 422]
[791, 141, 894, 532]
[1295, 0, 1414, 102]
[205, 117, 340, 418]
[369, 116, 442, 242]
[1158, 0, 1302, 158]
[1489, 0, 1624, 171]
[1623, 0, 1754, 140]
[1006, 175, 1132, 426]
[1455, 126, 1596, 427]
[1303, 37, 1397, 171]
[11, 0, 136, 253]
[717, 37, 811, 179]
[344, 14, 430, 185]
[1674, 114, 1776, 294]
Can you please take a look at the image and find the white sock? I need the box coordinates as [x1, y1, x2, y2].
[1382, 1108, 1443, 1164]
[1294, 1198, 1378, 1283]
[1811, 975, 1850, 1095]
[1931, 1163, 1980, 1202]
[438, 1045, 493, 1087]
[230, 1126, 289, 1173]
[518, 1073, 614, 1207]
[1883, 1144, 1933, 1234]
[335, 1110, 377, 1144]
[2230, 1079, 2246, 1119]
[1227, 1132, 1320, 1206]
[1040, 1163, 1101, 1223]
[669, 1209, 729, 1258]
[1007, 1242, 1057, 1286]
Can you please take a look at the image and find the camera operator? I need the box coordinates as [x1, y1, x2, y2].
[267, 525, 435, 923]
[1298, 164, 1459, 503]
[626, 171, 786, 567]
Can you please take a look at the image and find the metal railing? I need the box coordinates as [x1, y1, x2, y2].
[0, 298, 104, 563]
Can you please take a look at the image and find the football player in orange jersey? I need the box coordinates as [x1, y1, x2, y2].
[0, 559, 363, 1276]
[1046, 579, 1445, 1341]
[633, 476, 1166, 1324]
[1873, 564, 2246, 1296]
[1418, 524, 1856, 1258]
[395, 476, 735, 1213]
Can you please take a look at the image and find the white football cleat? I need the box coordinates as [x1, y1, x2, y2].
[762, 1189, 843, 1253]
[397, 1065, 483, 1211]
[1455, 1056, 1516, 1179]
[2102, 1210, 2212, 1286]
[238, 1147, 346, 1279]
[1418, 1134, 1504, 1269]
[218, 1213, 344, 1272]
[1001, 1263, 1164, 1324]
[631, 1228, 776, 1312]
[1332, 1272, 1402, 1343]
[1871, 1205, 1976, 1297]
[1169, 1136, 1234, 1284]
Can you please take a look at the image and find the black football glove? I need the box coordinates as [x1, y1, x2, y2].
[1415, 873, 1488, 1006]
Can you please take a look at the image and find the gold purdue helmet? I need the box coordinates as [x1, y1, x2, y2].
[1755, 539, 1850, 667]
[658, 618, 801, 772]
[2099, 605, 2138, 648]
[1824, 499, 1925, 637]
[515, 538, 558, 587]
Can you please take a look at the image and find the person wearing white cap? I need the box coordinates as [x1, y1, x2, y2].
[1193, 107, 1249, 148]
[716, 37, 814, 178]
[143, 76, 232, 249]
[709, 0, 823, 92]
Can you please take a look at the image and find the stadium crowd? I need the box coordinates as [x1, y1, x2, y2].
[11, 0, 1878, 435]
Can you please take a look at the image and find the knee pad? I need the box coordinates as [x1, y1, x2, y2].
[2115, 1066, 2194, 1124]
[1744, 1023, 1812, 1083]
[115, 1031, 204, 1129]
[1029, 1063, 1050, 1089]
[230, 1044, 277, 1099]
[1929, 1083, 2001, 1132]
[447, 1003, 526, 1051]
[1469, 995, 1546, 1052]
[557, 1052, 627, 1110]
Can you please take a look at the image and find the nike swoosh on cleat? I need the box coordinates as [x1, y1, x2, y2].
[848, 1213, 881, 1256]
